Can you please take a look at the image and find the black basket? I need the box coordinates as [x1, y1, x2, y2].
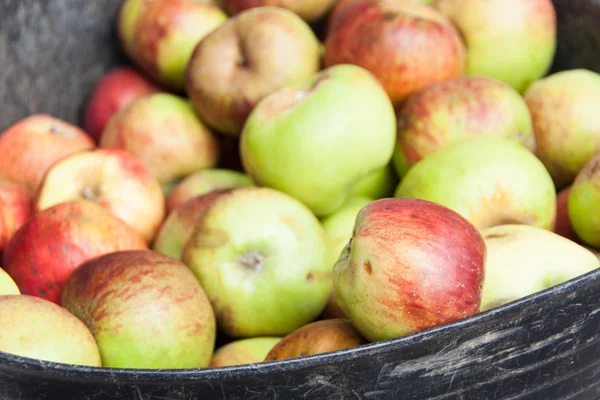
[2, 0, 600, 399]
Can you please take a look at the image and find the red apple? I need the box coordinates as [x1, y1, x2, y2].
[324, 0, 466, 107]
[0, 181, 33, 251]
[222, 0, 338, 23]
[2, 200, 148, 304]
[333, 198, 486, 342]
[83, 66, 161, 143]
[0, 114, 95, 193]
[34, 148, 166, 243]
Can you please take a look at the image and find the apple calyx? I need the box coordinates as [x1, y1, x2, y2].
[81, 186, 100, 201]
[239, 250, 264, 272]
[49, 123, 75, 138]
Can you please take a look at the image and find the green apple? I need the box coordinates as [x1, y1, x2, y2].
[351, 164, 398, 200]
[61, 250, 216, 369]
[393, 76, 535, 178]
[0, 267, 19, 295]
[210, 337, 282, 367]
[395, 136, 556, 231]
[434, 0, 556, 93]
[182, 187, 331, 338]
[480, 224, 600, 311]
[0, 295, 101, 366]
[222, 0, 338, 23]
[241, 64, 397, 217]
[568, 153, 600, 248]
[524, 69, 600, 190]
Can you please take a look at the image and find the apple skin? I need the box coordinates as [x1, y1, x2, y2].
[333, 198, 486, 342]
[3, 200, 148, 304]
[524, 69, 600, 190]
[186, 6, 321, 136]
[0, 114, 95, 193]
[83, 66, 161, 143]
[568, 153, 600, 249]
[393, 76, 536, 178]
[35, 148, 166, 243]
[480, 224, 600, 312]
[61, 250, 216, 369]
[221, 0, 338, 23]
[434, 0, 556, 94]
[182, 187, 331, 338]
[554, 185, 582, 244]
[264, 318, 367, 361]
[395, 137, 557, 231]
[210, 337, 282, 367]
[117, 0, 227, 91]
[166, 168, 254, 213]
[324, 0, 466, 107]
[153, 189, 230, 261]
[240, 64, 397, 217]
[0, 181, 33, 251]
[100, 93, 220, 191]
[350, 164, 398, 200]
[0, 295, 102, 367]
[0, 267, 20, 295]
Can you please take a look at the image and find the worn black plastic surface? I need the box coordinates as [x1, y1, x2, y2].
[2, 0, 600, 399]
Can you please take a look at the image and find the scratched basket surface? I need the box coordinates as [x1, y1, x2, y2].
[2, 0, 600, 399]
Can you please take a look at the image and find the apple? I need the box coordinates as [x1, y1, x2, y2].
[0, 295, 102, 366]
[240, 64, 396, 217]
[324, 0, 465, 107]
[264, 318, 367, 361]
[524, 69, 600, 190]
[0, 114, 95, 193]
[100, 93, 220, 192]
[210, 337, 282, 367]
[62, 250, 217, 369]
[3, 200, 148, 304]
[0, 181, 33, 251]
[434, 0, 556, 94]
[333, 198, 486, 342]
[117, 0, 228, 91]
[395, 137, 557, 231]
[350, 164, 398, 200]
[185, 6, 321, 136]
[153, 189, 230, 260]
[568, 153, 600, 249]
[480, 224, 600, 312]
[182, 187, 331, 338]
[554, 185, 582, 244]
[393, 76, 536, 177]
[221, 0, 338, 23]
[35, 148, 166, 243]
[83, 66, 161, 143]
[0, 267, 20, 295]
[166, 168, 254, 213]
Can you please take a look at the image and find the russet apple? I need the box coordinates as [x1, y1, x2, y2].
[100, 93, 220, 192]
[3, 200, 148, 304]
[185, 6, 321, 136]
[210, 337, 282, 367]
[393, 76, 536, 177]
[221, 0, 338, 23]
[35, 148, 166, 243]
[434, 0, 556, 94]
[153, 189, 231, 261]
[182, 187, 331, 338]
[524, 69, 600, 190]
[480, 224, 600, 312]
[166, 168, 254, 213]
[117, 0, 227, 91]
[0, 114, 95, 193]
[264, 319, 367, 361]
[568, 153, 600, 249]
[0, 181, 32, 251]
[0, 295, 102, 366]
[240, 64, 396, 217]
[324, 0, 465, 107]
[83, 66, 161, 143]
[333, 198, 486, 342]
[61, 250, 216, 369]
[395, 137, 556, 231]
[0, 267, 20, 295]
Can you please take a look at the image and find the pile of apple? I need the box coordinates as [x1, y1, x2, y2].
[2, 0, 600, 371]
